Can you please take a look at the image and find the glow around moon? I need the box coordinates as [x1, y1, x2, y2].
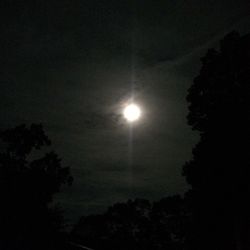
[123, 104, 141, 122]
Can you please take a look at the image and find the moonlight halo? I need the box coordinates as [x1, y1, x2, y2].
[123, 104, 141, 122]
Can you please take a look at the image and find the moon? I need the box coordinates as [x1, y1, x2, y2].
[123, 104, 141, 122]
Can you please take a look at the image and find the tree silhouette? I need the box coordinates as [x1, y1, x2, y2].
[71, 196, 188, 250]
[0, 124, 73, 250]
[183, 31, 250, 250]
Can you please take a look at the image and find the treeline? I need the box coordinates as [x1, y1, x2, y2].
[71, 196, 189, 250]
[1, 31, 250, 250]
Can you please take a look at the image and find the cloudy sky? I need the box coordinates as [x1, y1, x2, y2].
[1, 0, 250, 223]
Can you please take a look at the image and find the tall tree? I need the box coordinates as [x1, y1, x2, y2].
[0, 124, 73, 250]
[183, 31, 250, 250]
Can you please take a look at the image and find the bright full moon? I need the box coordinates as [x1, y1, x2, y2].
[123, 104, 141, 122]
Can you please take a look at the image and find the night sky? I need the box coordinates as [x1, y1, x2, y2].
[1, 0, 250, 223]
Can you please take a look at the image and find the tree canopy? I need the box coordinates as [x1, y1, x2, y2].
[183, 31, 250, 250]
[72, 196, 188, 250]
[0, 124, 73, 250]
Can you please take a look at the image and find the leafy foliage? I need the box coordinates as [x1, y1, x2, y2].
[0, 124, 73, 250]
[71, 196, 189, 250]
[183, 31, 250, 250]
